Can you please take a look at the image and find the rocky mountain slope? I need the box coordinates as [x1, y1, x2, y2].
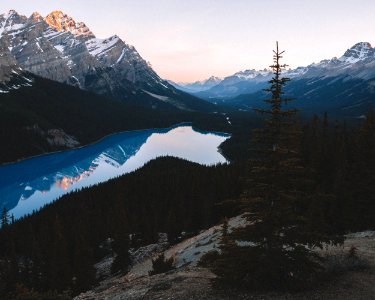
[192, 42, 375, 117]
[0, 39, 33, 92]
[0, 10, 214, 111]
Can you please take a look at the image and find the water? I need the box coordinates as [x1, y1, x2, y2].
[0, 125, 229, 219]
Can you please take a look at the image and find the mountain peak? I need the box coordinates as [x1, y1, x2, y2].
[351, 42, 372, 50]
[0, 9, 20, 19]
[341, 42, 374, 63]
[29, 11, 43, 22]
[204, 76, 222, 85]
[44, 10, 95, 39]
[7, 9, 18, 16]
[207, 75, 221, 80]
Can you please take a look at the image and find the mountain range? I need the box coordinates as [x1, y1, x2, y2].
[0, 10, 213, 111]
[178, 42, 375, 117]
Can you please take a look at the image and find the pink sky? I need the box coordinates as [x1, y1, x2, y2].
[1, 0, 375, 82]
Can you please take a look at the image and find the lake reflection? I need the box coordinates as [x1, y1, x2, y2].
[0, 125, 229, 219]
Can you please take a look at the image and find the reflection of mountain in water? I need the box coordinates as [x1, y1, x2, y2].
[0, 129, 155, 212]
[0, 125, 229, 219]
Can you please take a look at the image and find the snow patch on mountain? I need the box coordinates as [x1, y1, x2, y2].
[85, 35, 121, 57]
[143, 90, 170, 101]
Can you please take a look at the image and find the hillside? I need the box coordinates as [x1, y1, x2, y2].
[75, 218, 375, 300]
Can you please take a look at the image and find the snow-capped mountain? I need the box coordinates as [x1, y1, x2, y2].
[339, 42, 375, 64]
[301, 42, 375, 80]
[0, 10, 213, 111]
[171, 76, 222, 93]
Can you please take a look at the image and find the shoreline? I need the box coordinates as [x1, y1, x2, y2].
[0, 122, 230, 168]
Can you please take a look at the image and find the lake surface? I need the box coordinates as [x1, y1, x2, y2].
[0, 125, 229, 219]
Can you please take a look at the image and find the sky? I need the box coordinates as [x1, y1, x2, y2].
[1, 0, 375, 82]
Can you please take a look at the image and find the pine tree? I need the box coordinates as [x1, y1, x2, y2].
[1, 207, 9, 228]
[212, 42, 340, 291]
[111, 230, 131, 275]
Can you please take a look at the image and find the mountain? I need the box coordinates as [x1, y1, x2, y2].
[0, 10, 214, 111]
[195, 42, 375, 117]
[170, 76, 222, 93]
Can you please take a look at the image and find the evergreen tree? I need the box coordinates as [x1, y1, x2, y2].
[111, 231, 131, 275]
[212, 42, 341, 291]
[149, 253, 175, 276]
[1, 208, 9, 228]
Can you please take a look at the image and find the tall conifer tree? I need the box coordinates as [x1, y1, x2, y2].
[212, 42, 340, 291]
